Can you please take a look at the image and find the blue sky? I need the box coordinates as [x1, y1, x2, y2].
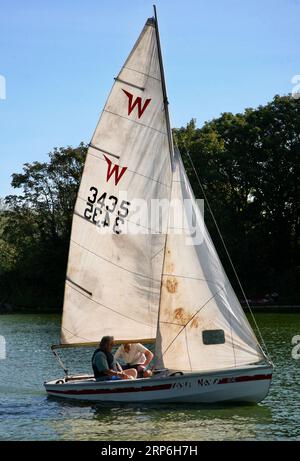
[0, 0, 299, 197]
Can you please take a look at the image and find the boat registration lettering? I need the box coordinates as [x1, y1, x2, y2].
[198, 378, 219, 386]
[84, 187, 131, 234]
[172, 381, 192, 389]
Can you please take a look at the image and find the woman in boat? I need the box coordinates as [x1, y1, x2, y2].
[92, 336, 137, 381]
[114, 342, 153, 378]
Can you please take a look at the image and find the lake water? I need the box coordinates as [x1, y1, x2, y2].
[0, 313, 299, 441]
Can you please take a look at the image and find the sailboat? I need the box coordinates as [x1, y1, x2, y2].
[44, 7, 273, 403]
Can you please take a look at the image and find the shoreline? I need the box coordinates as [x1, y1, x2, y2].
[243, 305, 300, 313]
[1, 305, 300, 315]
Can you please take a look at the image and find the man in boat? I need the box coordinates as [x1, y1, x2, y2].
[92, 336, 137, 381]
[114, 342, 153, 378]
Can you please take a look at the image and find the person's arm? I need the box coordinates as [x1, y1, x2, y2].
[106, 369, 128, 378]
[114, 346, 123, 361]
[136, 344, 153, 367]
[143, 349, 154, 367]
[113, 347, 126, 375]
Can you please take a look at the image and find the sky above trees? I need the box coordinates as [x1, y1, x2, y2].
[1, 0, 299, 197]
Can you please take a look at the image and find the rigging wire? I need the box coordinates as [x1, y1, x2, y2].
[51, 348, 68, 377]
[184, 149, 273, 364]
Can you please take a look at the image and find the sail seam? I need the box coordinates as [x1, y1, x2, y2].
[74, 201, 165, 234]
[61, 326, 93, 343]
[87, 151, 171, 188]
[124, 66, 161, 82]
[103, 109, 168, 136]
[66, 281, 154, 328]
[167, 226, 195, 231]
[150, 246, 164, 260]
[70, 238, 162, 283]
[159, 289, 227, 327]
[162, 272, 219, 285]
[161, 320, 200, 327]
[74, 208, 164, 234]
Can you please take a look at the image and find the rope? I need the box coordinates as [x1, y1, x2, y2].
[185, 149, 272, 364]
[52, 348, 68, 376]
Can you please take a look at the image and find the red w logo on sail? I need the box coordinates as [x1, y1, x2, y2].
[103, 155, 127, 186]
[122, 89, 151, 119]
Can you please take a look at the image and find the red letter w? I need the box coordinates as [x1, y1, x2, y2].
[103, 155, 127, 186]
[122, 89, 151, 119]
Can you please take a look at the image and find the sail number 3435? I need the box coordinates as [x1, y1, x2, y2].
[84, 186, 130, 234]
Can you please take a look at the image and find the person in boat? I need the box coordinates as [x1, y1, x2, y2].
[92, 336, 137, 381]
[114, 342, 153, 378]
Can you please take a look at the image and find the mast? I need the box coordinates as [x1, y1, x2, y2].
[152, 5, 174, 351]
[153, 5, 174, 165]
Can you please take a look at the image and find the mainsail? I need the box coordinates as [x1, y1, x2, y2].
[155, 149, 265, 371]
[61, 18, 172, 344]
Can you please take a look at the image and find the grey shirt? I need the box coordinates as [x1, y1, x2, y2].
[93, 350, 110, 375]
[93, 350, 119, 381]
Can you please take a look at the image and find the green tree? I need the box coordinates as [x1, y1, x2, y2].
[0, 144, 86, 310]
[1, 95, 299, 311]
[174, 95, 300, 301]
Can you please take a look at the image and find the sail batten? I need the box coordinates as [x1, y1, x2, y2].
[102, 109, 168, 135]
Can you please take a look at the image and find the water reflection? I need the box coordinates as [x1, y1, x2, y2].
[45, 398, 272, 441]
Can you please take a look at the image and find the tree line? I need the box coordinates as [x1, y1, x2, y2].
[0, 95, 299, 311]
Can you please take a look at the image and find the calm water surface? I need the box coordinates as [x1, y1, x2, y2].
[0, 313, 299, 440]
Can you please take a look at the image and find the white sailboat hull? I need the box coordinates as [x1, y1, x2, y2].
[44, 364, 272, 404]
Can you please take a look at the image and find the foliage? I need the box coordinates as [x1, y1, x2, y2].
[0, 95, 299, 310]
[0, 144, 86, 309]
[174, 95, 300, 301]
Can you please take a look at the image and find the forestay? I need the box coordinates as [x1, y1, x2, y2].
[155, 149, 265, 372]
[61, 19, 172, 344]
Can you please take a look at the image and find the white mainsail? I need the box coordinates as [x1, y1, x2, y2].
[155, 149, 265, 372]
[61, 18, 172, 344]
